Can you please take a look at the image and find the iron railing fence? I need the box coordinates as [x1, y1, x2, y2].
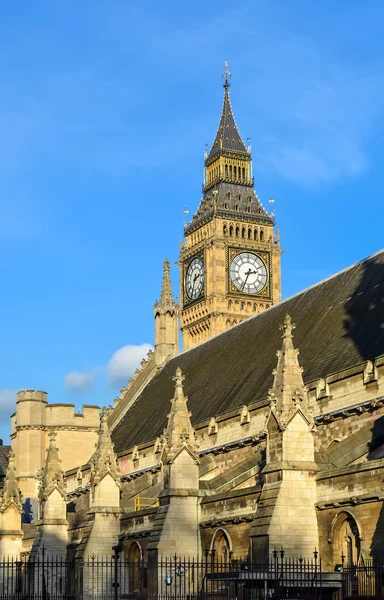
[3, 548, 375, 600]
[342, 561, 384, 599]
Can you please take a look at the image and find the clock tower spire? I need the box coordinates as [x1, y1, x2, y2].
[179, 64, 282, 349]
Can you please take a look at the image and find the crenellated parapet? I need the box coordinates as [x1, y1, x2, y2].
[17, 390, 48, 403]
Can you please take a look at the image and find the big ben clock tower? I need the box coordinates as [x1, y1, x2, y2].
[179, 64, 282, 350]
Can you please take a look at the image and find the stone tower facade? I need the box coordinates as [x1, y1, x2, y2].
[154, 258, 179, 366]
[179, 64, 282, 349]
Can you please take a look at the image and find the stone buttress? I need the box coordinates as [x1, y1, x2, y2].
[84, 407, 121, 560]
[32, 431, 68, 556]
[250, 314, 319, 559]
[148, 367, 200, 560]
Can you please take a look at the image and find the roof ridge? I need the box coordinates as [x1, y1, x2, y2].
[175, 247, 384, 359]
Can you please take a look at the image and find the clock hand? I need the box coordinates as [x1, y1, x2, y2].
[242, 268, 252, 291]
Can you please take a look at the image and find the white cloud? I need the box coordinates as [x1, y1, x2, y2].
[64, 370, 94, 392]
[107, 343, 153, 387]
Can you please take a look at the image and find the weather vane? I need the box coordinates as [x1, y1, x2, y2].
[269, 194, 275, 217]
[222, 61, 231, 88]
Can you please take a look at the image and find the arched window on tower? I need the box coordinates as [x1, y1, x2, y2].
[223, 223, 228, 236]
[242, 226, 246, 239]
[229, 224, 234, 237]
[260, 229, 264, 241]
[235, 226, 240, 237]
[229, 165, 232, 178]
[254, 228, 258, 241]
[248, 227, 252, 240]
[233, 166, 237, 178]
[242, 167, 246, 179]
[225, 164, 228, 177]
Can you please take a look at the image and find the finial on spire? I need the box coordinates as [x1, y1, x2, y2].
[280, 314, 295, 338]
[222, 61, 231, 89]
[172, 367, 185, 396]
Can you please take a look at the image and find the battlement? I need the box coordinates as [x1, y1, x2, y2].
[17, 390, 48, 403]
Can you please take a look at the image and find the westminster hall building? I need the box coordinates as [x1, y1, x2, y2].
[1, 65, 384, 582]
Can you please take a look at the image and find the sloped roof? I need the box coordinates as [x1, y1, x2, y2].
[184, 182, 273, 235]
[112, 249, 384, 454]
[0, 445, 10, 479]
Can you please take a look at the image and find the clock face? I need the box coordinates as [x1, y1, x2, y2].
[230, 252, 267, 294]
[185, 257, 204, 300]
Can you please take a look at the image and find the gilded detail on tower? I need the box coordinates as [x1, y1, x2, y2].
[179, 64, 282, 349]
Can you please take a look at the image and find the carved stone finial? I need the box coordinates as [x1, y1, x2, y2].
[172, 367, 185, 397]
[280, 313, 295, 338]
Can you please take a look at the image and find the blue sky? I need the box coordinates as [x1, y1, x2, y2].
[1, 0, 383, 443]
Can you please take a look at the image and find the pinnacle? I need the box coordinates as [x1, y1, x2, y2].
[90, 408, 120, 489]
[38, 430, 66, 502]
[268, 314, 309, 419]
[1, 449, 22, 512]
[155, 257, 177, 314]
[163, 368, 198, 457]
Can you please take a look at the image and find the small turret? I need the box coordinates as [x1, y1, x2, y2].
[154, 258, 179, 366]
